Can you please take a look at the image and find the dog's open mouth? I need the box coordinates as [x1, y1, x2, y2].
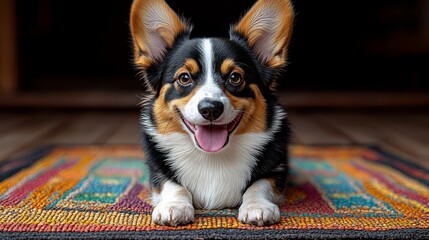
[179, 111, 243, 153]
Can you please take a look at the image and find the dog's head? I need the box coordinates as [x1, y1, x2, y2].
[131, 0, 294, 153]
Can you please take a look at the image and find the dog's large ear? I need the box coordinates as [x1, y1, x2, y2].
[130, 0, 192, 91]
[231, 0, 294, 82]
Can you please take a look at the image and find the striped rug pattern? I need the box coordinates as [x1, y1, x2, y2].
[0, 145, 428, 239]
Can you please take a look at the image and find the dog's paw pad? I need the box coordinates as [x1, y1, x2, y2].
[152, 202, 194, 226]
[238, 201, 280, 226]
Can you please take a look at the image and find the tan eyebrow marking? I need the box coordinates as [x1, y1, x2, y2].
[173, 58, 200, 80]
[220, 58, 245, 77]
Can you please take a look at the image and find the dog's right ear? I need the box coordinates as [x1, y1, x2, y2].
[130, 0, 192, 91]
[230, 0, 294, 88]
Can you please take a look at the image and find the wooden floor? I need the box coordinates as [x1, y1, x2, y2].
[0, 110, 428, 168]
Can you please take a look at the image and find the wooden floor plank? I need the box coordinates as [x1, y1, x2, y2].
[0, 113, 68, 161]
[314, 112, 429, 168]
[1, 111, 428, 168]
[314, 113, 381, 144]
[371, 113, 429, 143]
[39, 112, 123, 145]
[3, 112, 125, 161]
[0, 113, 30, 134]
[288, 112, 352, 145]
[366, 114, 429, 162]
[377, 112, 429, 127]
[105, 113, 141, 144]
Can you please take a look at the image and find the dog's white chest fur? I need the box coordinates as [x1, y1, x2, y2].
[152, 132, 271, 209]
[142, 106, 285, 210]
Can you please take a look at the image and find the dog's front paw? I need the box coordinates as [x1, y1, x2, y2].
[152, 201, 194, 226]
[238, 201, 281, 226]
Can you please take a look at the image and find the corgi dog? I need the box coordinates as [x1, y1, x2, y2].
[130, 0, 294, 226]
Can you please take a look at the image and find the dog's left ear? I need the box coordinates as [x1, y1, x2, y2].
[231, 0, 294, 82]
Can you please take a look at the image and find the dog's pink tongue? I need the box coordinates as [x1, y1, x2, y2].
[195, 125, 228, 152]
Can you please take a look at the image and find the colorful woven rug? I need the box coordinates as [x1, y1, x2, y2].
[0, 145, 428, 239]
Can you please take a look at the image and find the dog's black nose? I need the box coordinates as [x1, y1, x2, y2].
[198, 99, 224, 121]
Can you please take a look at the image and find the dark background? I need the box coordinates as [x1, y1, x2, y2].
[1, 0, 428, 166]
[16, 0, 429, 92]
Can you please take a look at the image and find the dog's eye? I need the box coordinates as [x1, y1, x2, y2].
[177, 73, 192, 86]
[228, 72, 243, 86]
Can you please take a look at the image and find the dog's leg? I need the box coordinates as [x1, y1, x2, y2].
[238, 178, 283, 226]
[151, 180, 194, 226]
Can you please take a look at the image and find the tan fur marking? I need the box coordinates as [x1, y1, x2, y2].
[135, 56, 153, 69]
[267, 178, 282, 195]
[226, 84, 267, 134]
[221, 59, 245, 76]
[237, 81, 247, 92]
[153, 85, 186, 135]
[184, 58, 199, 76]
[153, 180, 167, 195]
[220, 59, 235, 76]
[173, 59, 200, 80]
[153, 84, 201, 134]
[152, 187, 161, 195]
[177, 188, 191, 198]
[173, 81, 183, 93]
